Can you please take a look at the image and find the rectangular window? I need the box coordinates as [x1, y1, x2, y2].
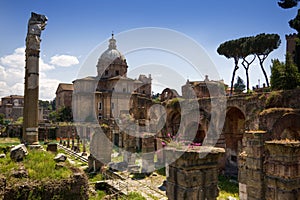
[116, 70, 119, 76]
[98, 102, 102, 110]
[105, 70, 108, 76]
[98, 114, 102, 120]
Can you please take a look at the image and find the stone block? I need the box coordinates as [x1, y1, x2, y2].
[54, 153, 67, 162]
[10, 144, 28, 162]
[239, 183, 247, 200]
[246, 169, 263, 181]
[247, 186, 263, 200]
[245, 157, 263, 170]
[47, 143, 58, 152]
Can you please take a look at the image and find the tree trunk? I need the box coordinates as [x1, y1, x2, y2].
[230, 58, 239, 95]
[246, 68, 249, 92]
[242, 60, 250, 92]
[258, 55, 270, 87]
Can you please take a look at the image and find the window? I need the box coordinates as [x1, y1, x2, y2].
[105, 70, 108, 76]
[98, 113, 102, 120]
[116, 70, 119, 76]
[111, 102, 114, 109]
[98, 102, 102, 110]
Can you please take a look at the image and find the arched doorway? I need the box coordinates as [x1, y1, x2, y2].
[167, 111, 181, 136]
[223, 107, 245, 177]
[183, 122, 206, 144]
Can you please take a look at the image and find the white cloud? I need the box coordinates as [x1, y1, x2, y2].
[39, 78, 60, 100]
[50, 55, 79, 67]
[0, 47, 25, 68]
[0, 47, 78, 100]
[40, 58, 55, 71]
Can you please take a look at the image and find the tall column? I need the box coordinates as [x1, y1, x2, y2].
[23, 12, 47, 145]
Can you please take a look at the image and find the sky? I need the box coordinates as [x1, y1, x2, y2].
[0, 0, 298, 100]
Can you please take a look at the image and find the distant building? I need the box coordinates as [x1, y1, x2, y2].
[72, 34, 152, 124]
[55, 83, 74, 111]
[181, 75, 226, 99]
[0, 95, 24, 121]
[286, 33, 297, 61]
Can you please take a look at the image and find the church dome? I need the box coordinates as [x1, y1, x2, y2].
[97, 34, 127, 77]
[99, 40, 125, 62]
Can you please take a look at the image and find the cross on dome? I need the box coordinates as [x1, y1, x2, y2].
[109, 31, 117, 49]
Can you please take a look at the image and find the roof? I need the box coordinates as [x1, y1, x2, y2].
[56, 83, 74, 94]
[1, 95, 24, 100]
[108, 75, 134, 81]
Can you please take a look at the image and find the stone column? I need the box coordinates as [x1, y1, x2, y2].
[67, 130, 70, 148]
[265, 141, 300, 200]
[239, 131, 266, 200]
[82, 126, 87, 156]
[23, 12, 47, 145]
[89, 126, 112, 171]
[141, 133, 155, 173]
[123, 132, 136, 166]
[165, 146, 225, 200]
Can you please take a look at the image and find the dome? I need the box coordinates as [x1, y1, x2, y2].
[97, 34, 126, 67]
[97, 34, 127, 78]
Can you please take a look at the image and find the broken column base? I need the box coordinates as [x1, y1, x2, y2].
[88, 154, 105, 172]
[165, 146, 225, 200]
[25, 127, 40, 146]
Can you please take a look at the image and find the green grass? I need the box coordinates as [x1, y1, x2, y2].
[89, 190, 106, 200]
[0, 154, 18, 177]
[0, 148, 72, 182]
[23, 149, 72, 181]
[155, 167, 166, 176]
[121, 192, 146, 200]
[218, 175, 239, 200]
[0, 137, 20, 146]
[88, 173, 104, 183]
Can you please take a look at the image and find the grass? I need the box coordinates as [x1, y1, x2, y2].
[155, 167, 166, 176]
[89, 190, 106, 200]
[121, 192, 146, 200]
[0, 155, 18, 177]
[218, 175, 239, 200]
[0, 137, 20, 145]
[88, 173, 104, 183]
[23, 149, 72, 181]
[0, 146, 72, 182]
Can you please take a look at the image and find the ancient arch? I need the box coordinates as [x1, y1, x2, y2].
[183, 122, 206, 143]
[271, 113, 300, 140]
[165, 111, 181, 137]
[180, 108, 210, 143]
[161, 88, 179, 102]
[223, 107, 245, 177]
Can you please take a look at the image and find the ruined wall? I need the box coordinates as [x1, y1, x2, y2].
[1, 169, 89, 200]
[165, 147, 225, 200]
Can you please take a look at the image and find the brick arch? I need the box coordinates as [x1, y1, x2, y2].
[183, 122, 206, 144]
[160, 88, 179, 102]
[271, 113, 300, 140]
[165, 110, 181, 136]
[178, 108, 209, 142]
[222, 106, 246, 177]
[226, 99, 246, 118]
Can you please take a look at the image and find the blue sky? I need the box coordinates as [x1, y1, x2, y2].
[0, 0, 298, 99]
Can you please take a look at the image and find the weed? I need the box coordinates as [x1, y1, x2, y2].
[218, 175, 239, 199]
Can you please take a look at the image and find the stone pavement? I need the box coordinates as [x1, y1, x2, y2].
[103, 172, 167, 200]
